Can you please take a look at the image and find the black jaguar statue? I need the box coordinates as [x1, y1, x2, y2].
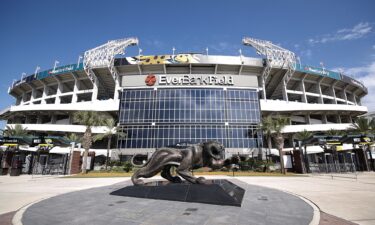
[131, 141, 227, 186]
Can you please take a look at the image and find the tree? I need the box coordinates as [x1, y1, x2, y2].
[73, 111, 105, 174]
[325, 129, 345, 136]
[93, 118, 125, 170]
[3, 124, 28, 136]
[351, 117, 375, 171]
[271, 116, 290, 174]
[351, 117, 373, 135]
[261, 116, 274, 162]
[295, 129, 313, 173]
[65, 133, 81, 143]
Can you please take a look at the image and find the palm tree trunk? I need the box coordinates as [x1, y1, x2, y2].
[106, 136, 112, 170]
[275, 134, 286, 174]
[81, 127, 92, 174]
[279, 148, 286, 174]
[267, 136, 272, 162]
[82, 149, 89, 174]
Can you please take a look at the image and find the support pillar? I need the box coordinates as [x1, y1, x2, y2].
[54, 77, 62, 104]
[317, 77, 324, 104]
[282, 79, 288, 102]
[71, 74, 80, 103]
[300, 74, 307, 103]
[91, 75, 99, 101]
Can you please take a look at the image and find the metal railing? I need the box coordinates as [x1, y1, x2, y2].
[309, 163, 356, 173]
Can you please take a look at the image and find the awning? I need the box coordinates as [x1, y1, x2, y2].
[49, 147, 111, 156]
[18, 146, 38, 152]
[306, 145, 324, 154]
[49, 146, 71, 154]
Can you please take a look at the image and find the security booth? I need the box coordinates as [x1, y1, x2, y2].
[31, 136, 70, 175]
[301, 135, 346, 173]
[31, 138, 53, 175]
[0, 137, 22, 175]
[339, 134, 374, 171]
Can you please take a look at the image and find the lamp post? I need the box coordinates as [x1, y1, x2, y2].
[77, 56, 83, 68]
[34, 66, 40, 78]
[53, 60, 60, 72]
[172, 47, 176, 61]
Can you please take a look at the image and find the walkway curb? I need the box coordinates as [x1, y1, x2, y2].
[287, 192, 321, 225]
[12, 197, 51, 225]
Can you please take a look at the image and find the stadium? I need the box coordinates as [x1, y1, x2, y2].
[0, 37, 372, 175]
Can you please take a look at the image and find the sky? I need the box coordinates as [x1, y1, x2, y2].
[0, 0, 374, 129]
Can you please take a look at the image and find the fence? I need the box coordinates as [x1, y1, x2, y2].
[309, 163, 356, 173]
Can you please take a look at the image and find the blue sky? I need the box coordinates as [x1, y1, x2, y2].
[0, 0, 374, 128]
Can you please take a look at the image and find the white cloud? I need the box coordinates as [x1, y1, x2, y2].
[333, 61, 375, 111]
[144, 39, 164, 49]
[208, 41, 238, 53]
[308, 22, 372, 45]
[299, 49, 312, 58]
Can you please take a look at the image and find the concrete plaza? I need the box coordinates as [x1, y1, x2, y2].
[0, 173, 374, 225]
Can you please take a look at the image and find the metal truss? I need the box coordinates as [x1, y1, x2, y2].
[83, 37, 139, 81]
[242, 37, 297, 84]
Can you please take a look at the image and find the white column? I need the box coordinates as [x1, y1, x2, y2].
[300, 75, 307, 103]
[282, 79, 288, 102]
[331, 81, 338, 104]
[305, 114, 311, 124]
[91, 74, 99, 101]
[28, 85, 36, 105]
[40, 80, 48, 104]
[317, 77, 324, 104]
[343, 85, 348, 105]
[262, 76, 267, 100]
[54, 77, 62, 104]
[114, 78, 121, 100]
[337, 114, 342, 123]
[21, 92, 27, 105]
[322, 114, 328, 124]
[71, 74, 79, 103]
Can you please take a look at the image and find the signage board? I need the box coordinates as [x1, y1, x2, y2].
[296, 64, 341, 80]
[122, 74, 257, 88]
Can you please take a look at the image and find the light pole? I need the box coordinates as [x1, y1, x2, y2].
[77, 56, 83, 68]
[34, 66, 40, 78]
[172, 47, 176, 62]
[53, 60, 60, 72]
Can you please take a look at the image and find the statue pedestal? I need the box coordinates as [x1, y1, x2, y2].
[110, 179, 245, 207]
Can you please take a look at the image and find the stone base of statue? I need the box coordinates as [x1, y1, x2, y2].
[110, 179, 245, 207]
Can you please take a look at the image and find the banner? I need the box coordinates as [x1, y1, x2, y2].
[296, 64, 341, 80]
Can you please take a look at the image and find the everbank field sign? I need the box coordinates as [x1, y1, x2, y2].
[146, 74, 234, 86]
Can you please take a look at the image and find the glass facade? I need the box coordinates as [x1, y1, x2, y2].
[118, 88, 262, 149]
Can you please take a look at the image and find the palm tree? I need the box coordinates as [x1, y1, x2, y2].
[3, 124, 28, 136]
[73, 111, 105, 174]
[351, 117, 375, 171]
[351, 117, 373, 135]
[295, 129, 313, 173]
[325, 129, 345, 136]
[65, 133, 81, 143]
[271, 116, 290, 174]
[93, 118, 125, 170]
[261, 116, 274, 162]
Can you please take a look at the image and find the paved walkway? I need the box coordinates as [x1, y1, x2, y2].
[237, 173, 375, 225]
[21, 179, 314, 225]
[1, 173, 374, 224]
[0, 175, 125, 215]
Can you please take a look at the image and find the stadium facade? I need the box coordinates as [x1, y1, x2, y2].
[0, 37, 370, 171]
